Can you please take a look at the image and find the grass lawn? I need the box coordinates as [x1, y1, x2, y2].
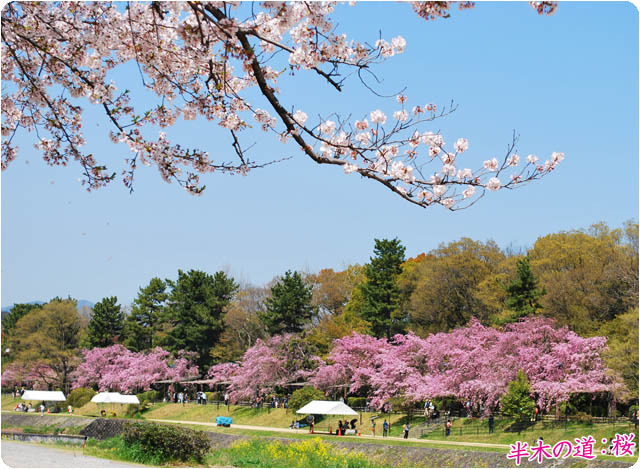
[143, 402, 418, 437]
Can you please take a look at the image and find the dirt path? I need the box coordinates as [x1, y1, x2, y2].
[0, 441, 146, 468]
[147, 418, 511, 449]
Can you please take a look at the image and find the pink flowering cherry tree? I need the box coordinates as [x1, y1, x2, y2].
[72, 344, 198, 393]
[212, 334, 322, 402]
[312, 317, 622, 413]
[1, 361, 57, 390]
[2, 1, 562, 209]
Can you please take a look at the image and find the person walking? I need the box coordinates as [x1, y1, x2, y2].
[39, 404, 45, 416]
[403, 422, 410, 439]
[488, 414, 494, 434]
[445, 419, 452, 437]
[370, 419, 376, 437]
[382, 419, 389, 437]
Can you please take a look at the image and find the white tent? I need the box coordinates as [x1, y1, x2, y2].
[296, 400, 358, 416]
[21, 390, 66, 401]
[91, 392, 140, 404]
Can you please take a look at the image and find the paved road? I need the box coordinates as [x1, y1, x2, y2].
[1, 441, 145, 468]
[148, 418, 511, 449]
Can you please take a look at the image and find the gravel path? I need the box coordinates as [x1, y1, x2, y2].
[1, 441, 146, 468]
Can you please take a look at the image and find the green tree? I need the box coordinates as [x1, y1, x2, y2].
[359, 238, 406, 339]
[165, 270, 238, 370]
[502, 256, 544, 322]
[12, 299, 86, 393]
[2, 302, 42, 335]
[122, 278, 168, 352]
[260, 271, 316, 335]
[500, 370, 537, 426]
[289, 385, 326, 413]
[87, 296, 124, 348]
[600, 308, 639, 399]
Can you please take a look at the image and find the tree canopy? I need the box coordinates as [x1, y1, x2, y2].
[87, 296, 124, 348]
[260, 271, 316, 335]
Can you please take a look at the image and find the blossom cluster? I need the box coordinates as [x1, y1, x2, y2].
[2, 2, 560, 206]
[71, 344, 198, 392]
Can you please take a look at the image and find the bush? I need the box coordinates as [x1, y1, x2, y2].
[347, 397, 367, 408]
[66, 387, 96, 409]
[289, 386, 325, 413]
[122, 422, 211, 463]
[205, 392, 216, 402]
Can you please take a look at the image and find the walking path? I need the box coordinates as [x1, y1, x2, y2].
[0, 440, 146, 468]
[147, 418, 511, 449]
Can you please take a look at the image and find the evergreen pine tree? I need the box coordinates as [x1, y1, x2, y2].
[360, 238, 406, 339]
[122, 278, 168, 352]
[260, 270, 316, 335]
[164, 270, 238, 370]
[504, 256, 545, 320]
[87, 296, 124, 348]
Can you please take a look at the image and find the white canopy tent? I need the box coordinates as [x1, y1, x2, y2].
[21, 390, 66, 401]
[296, 400, 358, 416]
[296, 400, 359, 434]
[91, 392, 140, 404]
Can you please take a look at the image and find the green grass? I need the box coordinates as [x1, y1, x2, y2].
[84, 436, 169, 466]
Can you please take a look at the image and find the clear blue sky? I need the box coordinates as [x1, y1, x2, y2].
[2, 2, 638, 308]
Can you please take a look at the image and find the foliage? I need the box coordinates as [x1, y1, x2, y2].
[72, 344, 198, 392]
[87, 296, 124, 348]
[359, 238, 406, 339]
[122, 277, 168, 352]
[500, 370, 537, 424]
[347, 397, 367, 408]
[306, 309, 372, 356]
[208, 437, 373, 468]
[260, 271, 316, 335]
[503, 256, 544, 321]
[600, 308, 639, 398]
[288, 385, 326, 412]
[10, 299, 86, 393]
[1, 2, 560, 208]
[66, 387, 96, 409]
[210, 287, 267, 363]
[402, 238, 505, 334]
[86, 435, 168, 466]
[164, 269, 238, 369]
[1, 303, 42, 337]
[306, 266, 363, 317]
[122, 421, 211, 463]
[530, 223, 638, 335]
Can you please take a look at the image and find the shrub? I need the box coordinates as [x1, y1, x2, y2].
[347, 397, 367, 408]
[122, 422, 210, 463]
[289, 386, 325, 412]
[205, 391, 216, 402]
[66, 387, 96, 409]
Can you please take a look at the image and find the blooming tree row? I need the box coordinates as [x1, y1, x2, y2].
[209, 316, 622, 412]
[1, 361, 58, 390]
[2, 1, 561, 209]
[311, 317, 623, 412]
[71, 344, 198, 392]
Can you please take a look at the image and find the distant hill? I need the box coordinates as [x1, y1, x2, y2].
[1, 300, 94, 318]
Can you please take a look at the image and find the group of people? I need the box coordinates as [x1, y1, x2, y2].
[252, 394, 290, 409]
[334, 419, 358, 435]
[14, 402, 33, 412]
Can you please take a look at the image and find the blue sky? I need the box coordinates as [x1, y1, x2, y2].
[2, 2, 638, 308]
